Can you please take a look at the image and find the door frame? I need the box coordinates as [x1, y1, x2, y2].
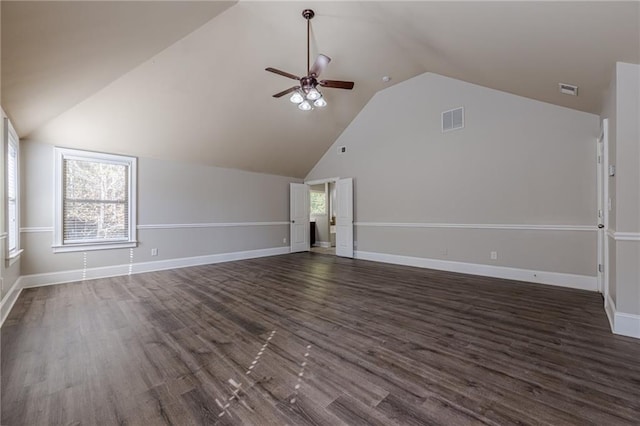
[303, 177, 354, 257]
[304, 177, 339, 251]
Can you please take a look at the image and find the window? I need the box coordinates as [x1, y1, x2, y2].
[5, 119, 21, 262]
[54, 148, 137, 252]
[310, 190, 327, 216]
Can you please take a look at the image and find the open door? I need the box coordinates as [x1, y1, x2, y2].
[290, 183, 310, 253]
[597, 119, 609, 300]
[335, 178, 354, 258]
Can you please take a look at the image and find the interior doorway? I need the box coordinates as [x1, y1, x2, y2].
[309, 181, 336, 255]
[290, 177, 353, 258]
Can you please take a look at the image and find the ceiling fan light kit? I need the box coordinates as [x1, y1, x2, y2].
[266, 8, 354, 111]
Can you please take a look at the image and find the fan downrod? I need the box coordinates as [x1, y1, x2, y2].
[302, 9, 315, 20]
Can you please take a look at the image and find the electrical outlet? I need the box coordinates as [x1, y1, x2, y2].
[283, 237, 287, 244]
[490, 251, 498, 260]
[151, 248, 158, 256]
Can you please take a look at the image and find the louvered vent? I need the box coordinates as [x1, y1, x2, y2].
[442, 107, 464, 133]
[559, 83, 578, 96]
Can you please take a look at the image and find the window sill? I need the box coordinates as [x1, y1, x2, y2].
[6, 249, 24, 266]
[52, 241, 138, 253]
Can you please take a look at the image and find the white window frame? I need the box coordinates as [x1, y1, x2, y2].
[53, 147, 137, 253]
[5, 118, 22, 264]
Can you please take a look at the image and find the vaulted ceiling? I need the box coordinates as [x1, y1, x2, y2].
[2, 1, 639, 178]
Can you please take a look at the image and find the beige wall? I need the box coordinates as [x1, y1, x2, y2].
[602, 62, 640, 316]
[20, 140, 299, 276]
[307, 72, 599, 280]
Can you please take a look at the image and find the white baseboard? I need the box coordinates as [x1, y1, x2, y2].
[1, 277, 23, 327]
[606, 294, 640, 338]
[20, 246, 290, 289]
[605, 293, 616, 330]
[314, 241, 332, 248]
[354, 250, 597, 292]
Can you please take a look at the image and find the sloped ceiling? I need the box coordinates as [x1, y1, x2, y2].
[2, 1, 639, 178]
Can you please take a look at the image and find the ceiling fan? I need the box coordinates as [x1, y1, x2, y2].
[266, 9, 355, 110]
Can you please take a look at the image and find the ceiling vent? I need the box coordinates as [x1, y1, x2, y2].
[442, 107, 464, 133]
[559, 83, 578, 96]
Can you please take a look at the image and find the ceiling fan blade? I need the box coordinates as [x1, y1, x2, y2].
[319, 80, 354, 90]
[309, 54, 331, 77]
[273, 86, 300, 98]
[265, 67, 300, 81]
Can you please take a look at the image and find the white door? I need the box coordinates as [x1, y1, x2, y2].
[597, 119, 609, 300]
[290, 183, 310, 253]
[335, 178, 354, 258]
[597, 132, 605, 294]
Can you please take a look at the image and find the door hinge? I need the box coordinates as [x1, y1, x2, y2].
[598, 209, 603, 219]
[598, 155, 601, 164]
[598, 264, 604, 273]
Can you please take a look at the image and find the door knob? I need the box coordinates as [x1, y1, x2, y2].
[292, 220, 295, 223]
[598, 224, 604, 228]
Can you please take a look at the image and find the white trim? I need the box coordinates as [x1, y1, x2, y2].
[355, 222, 595, 232]
[20, 227, 53, 233]
[612, 232, 640, 241]
[53, 147, 137, 252]
[1, 277, 23, 328]
[605, 229, 640, 241]
[614, 312, 640, 339]
[354, 250, 597, 292]
[20, 246, 290, 289]
[0, 232, 6, 240]
[605, 294, 640, 339]
[6, 248, 24, 266]
[304, 177, 340, 185]
[605, 294, 616, 331]
[137, 221, 289, 230]
[21, 222, 291, 232]
[52, 241, 138, 253]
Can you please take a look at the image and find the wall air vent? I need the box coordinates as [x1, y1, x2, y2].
[559, 83, 578, 96]
[442, 107, 464, 133]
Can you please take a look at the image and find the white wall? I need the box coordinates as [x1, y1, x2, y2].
[307, 72, 599, 287]
[20, 140, 299, 279]
[601, 62, 640, 330]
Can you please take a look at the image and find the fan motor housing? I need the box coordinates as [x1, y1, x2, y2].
[300, 76, 317, 92]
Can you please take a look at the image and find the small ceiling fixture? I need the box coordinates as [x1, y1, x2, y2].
[559, 83, 578, 96]
[265, 9, 355, 111]
[382, 76, 391, 82]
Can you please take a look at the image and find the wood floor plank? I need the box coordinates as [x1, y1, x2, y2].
[3, 253, 640, 425]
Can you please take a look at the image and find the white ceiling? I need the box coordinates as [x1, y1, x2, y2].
[2, 1, 639, 178]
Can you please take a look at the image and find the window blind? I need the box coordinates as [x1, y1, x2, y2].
[7, 141, 17, 251]
[63, 158, 129, 243]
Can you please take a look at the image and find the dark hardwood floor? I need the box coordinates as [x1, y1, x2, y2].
[2, 253, 640, 425]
